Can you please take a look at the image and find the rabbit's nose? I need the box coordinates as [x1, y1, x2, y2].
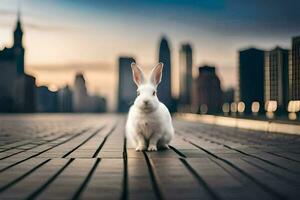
[143, 100, 149, 105]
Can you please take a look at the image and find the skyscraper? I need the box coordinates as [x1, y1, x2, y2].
[117, 57, 136, 112]
[194, 66, 223, 114]
[72, 73, 106, 113]
[73, 73, 89, 112]
[237, 48, 265, 113]
[0, 11, 35, 112]
[289, 36, 300, 100]
[264, 47, 289, 113]
[158, 37, 174, 112]
[179, 43, 193, 111]
[58, 85, 73, 112]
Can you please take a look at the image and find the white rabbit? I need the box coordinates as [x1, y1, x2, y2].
[126, 62, 174, 151]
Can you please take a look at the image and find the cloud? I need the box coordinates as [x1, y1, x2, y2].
[0, 21, 11, 27]
[154, 0, 300, 38]
[0, 9, 15, 17]
[87, 0, 300, 38]
[29, 62, 114, 72]
[0, 19, 77, 33]
[24, 22, 78, 32]
[0, 7, 77, 32]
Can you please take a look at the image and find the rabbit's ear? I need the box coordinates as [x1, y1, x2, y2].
[131, 63, 144, 86]
[150, 63, 164, 86]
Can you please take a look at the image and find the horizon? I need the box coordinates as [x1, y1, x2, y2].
[0, 0, 299, 110]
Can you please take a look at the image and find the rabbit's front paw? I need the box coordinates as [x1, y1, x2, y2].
[147, 145, 157, 151]
[136, 145, 146, 151]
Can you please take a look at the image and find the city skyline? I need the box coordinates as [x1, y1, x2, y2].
[1, 0, 300, 110]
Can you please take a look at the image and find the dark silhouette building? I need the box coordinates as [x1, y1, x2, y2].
[15, 75, 36, 112]
[179, 43, 193, 112]
[237, 48, 265, 114]
[0, 12, 35, 112]
[36, 86, 58, 112]
[289, 36, 300, 100]
[264, 47, 289, 113]
[158, 37, 175, 112]
[194, 65, 223, 114]
[89, 96, 107, 113]
[117, 57, 136, 112]
[223, 88, 235, 103]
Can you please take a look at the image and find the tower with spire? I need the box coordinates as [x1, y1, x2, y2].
[13, 9, 25, 75]
[0, 7, 36, 112]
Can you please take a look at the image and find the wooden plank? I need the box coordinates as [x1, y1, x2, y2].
[79, 159, 124, 199]
[150, 157, 214, 200]
[37, 128, 99, 158]
[241, 157, 300, 185]
[239, 152, 300, 174]
[35, 159, 95, 200]
[224, 157, 300, 200]
[0, 158, 49, 189]
[0, 159, 69, 199]
[266, 152, 300, 162]
[127, 152, 156, 200]
[0, 114, 299, 200]
[97, 122, 124, 158]
[65, 125, 111, 158]
[186, 158, 274, 200]
[0, 132, 82, 172]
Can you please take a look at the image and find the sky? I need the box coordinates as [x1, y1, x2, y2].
[0, 0, 299, 110]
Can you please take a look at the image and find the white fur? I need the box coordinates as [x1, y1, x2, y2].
[126, 63, 174, 151]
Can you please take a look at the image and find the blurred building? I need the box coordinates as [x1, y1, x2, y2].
[289, 36, 300, 100]
[237, 48, 265, 114]
[73, 73, 89, 112]
[73, 73, 106, 112]
[36, 86, 58, 112]
[117, 57, 136, 112]
[0, 12, 35, 112]
[158, 37, 175, 112]
[89, 96, 107, 113]
[58, 85, 73, 112]
[194, 65, 223, 114]
[15, 75, 36, 112]
[264, 47, 289, 113]
[178, 43, 193, 112]
[223, 88, 235, 103]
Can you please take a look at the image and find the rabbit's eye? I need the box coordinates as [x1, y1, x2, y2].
[152, 91, 156, 96]
[137, 91, 140, 96]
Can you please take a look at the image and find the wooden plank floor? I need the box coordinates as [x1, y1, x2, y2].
[0, 114, 299, 200]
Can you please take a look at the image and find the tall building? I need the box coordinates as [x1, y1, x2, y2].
[58, 85, 73, 112]
[73, 73, 106, 112]
[223, 88, 235, 103]
[158, 37, 175, 112]
[179, 43, 193, 111]
[73, 73, 89, 112]
[117, 57, 136, 112]
[15, 75, 36, 112]
[289, 36, 300, 100]
[0, 11, 35, 112]
[36, 86, 58, 112]
[264, 47, 289, 113]
[194, 66, 223, 114]
[237, 48, 265, 113]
